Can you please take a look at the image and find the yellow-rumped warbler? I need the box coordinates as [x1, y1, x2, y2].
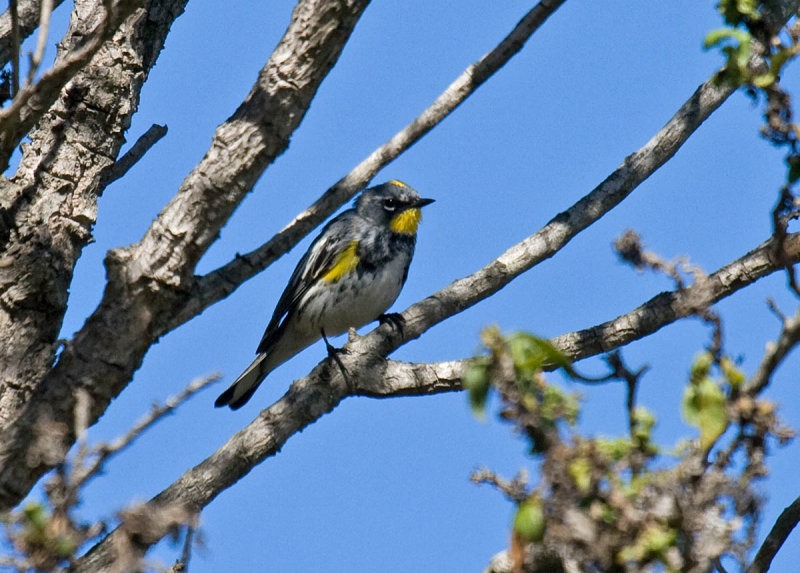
[215, 180, 434, 409]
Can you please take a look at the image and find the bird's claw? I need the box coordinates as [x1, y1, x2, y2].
[378, 313, 405, 337]
[321, 329, 352, 388]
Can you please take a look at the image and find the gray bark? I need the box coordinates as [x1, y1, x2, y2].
[0, 0, 799, 568]
[0, 0, 67, 66]
[0, 0, 370, 511]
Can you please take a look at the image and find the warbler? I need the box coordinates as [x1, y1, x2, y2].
[215, 180, 434, 410]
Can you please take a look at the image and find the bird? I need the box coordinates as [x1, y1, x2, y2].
[215, 180, 434, 410]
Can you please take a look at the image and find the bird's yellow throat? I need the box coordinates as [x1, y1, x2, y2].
[390, 208, 422, 235]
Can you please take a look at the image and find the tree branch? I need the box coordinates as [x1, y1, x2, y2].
[744, 305, 800, 395]
[0, 0, 66, 67]
[169, 0, 568, 330]
[0, 0, 147, 171]
[0, 0, 370, 511]
[71, 231, 800, 571]
[24, 0, 54, 86]
[0, 22, 736, 510]
[100, 123, 168, 187]
[0, 0, 191, 508]
[746, 495, 800, 573]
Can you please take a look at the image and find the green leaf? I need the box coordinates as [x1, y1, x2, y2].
[720, 356, 746, 387]
[703, 28, 749, 50]
[683, 377, 729, 450]
[513, 498, 546, 542]
[508, 333, 572, 373]
[568, 457, 592, 493]
[689, 352, 713, 384]
[597, 437, 633, 462]
[717, 0, 761, 26]
[631, 407, 657, 450]
[619, 523, 677, 563]
[752, 72, 776, 88]
[540, 384, 580, 426]
[55, 536, 78, 558]
[23, 502, 48, 531]
[464, 361, 490, 419]
[704, 28, 734, 50]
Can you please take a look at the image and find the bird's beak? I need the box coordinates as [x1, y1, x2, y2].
[415, 198, 435, 208]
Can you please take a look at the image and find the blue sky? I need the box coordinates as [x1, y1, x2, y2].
[14, 1, 800, 571]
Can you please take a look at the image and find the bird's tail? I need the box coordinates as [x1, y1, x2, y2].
[214, 353, 272, 410]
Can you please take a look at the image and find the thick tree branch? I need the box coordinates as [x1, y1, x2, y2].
[0, 0, 66, 67]
[125, 0, 371, 290]
[0, 0, 190, 507]
[11, 21, 740, 515]
[2, 1, 563, 501]
[73, 228, 800, 569]
[0, 0, 147, 171]
[552, 233, 800, 361]
[0, 0, 188, 424]
[0, 0, 370, 511]
[746, 495, 800, 573]
[170, 0, 568, 330]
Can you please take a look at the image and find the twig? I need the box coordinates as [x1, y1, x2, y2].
[9, 0, 19, 97]
[69, 373, 220, 489]
[0, 0, 67, 67]
[770, 186, 800, 298]
[180, 518, 195, 570]
[168, 0, 570, 329]
[71, 232, 800, 571]
[744, 306, 800, 395]
[0, 555, 30, 570]
[24, 0, 52, 86]
[603, 351, 648, 439]
[766, 297, 787, 321]
[746, 495, 800, 573]
[101, 123, 168, 186]
[615, 229, 686, 288]
[0, 0, 145, 171]
[714, 556, 731, 573]
[614, 229, 725, 356]
[471, 467, 530, 504]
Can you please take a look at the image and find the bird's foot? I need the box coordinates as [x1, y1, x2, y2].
[378, 312, 405, 337]
[321, 329, 352, 388]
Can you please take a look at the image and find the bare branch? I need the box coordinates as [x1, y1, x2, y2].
[72, 230, 800, 569]
[70, 374, 220, 490]
[9, 0, 20, 97]
[0, 0, 370, 511]
[24, 0, 53, 86]
[471, 467, 530, 504]
[101, 123, 168, 186]
[0, 0, 146, 171]
[744, 305, 800, 395]
[0, 0, 65, 67]
[746, 495, 800, 573]
[169, 0, 568, 329]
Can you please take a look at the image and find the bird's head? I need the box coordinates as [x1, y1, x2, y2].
[356, 180, 435, 235]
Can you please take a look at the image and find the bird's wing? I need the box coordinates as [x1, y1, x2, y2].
[256, 211, 359, 353]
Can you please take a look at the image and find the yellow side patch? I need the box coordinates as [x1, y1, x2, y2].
[390, 208, 422, 235]
[321, 241, 360, 283]
[388, 180, 409, 188]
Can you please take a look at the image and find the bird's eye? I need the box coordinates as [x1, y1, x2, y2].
[383, 198, 397, 212]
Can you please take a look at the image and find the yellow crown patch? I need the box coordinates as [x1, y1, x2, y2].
[388, 180, 409, 188]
